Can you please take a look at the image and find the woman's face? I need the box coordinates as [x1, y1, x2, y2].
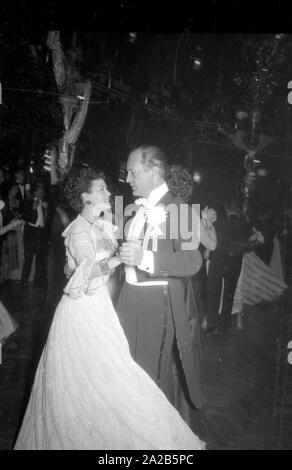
[85, 179, 111, 206]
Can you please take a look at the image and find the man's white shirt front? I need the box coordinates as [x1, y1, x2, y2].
[125, 183, 169, 285]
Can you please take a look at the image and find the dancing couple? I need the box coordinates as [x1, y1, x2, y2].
[14, 145, 205, 450]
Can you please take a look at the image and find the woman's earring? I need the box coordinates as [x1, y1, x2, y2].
[85, 200, 92, 205]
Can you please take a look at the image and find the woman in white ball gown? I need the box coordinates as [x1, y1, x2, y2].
[14, 168, 205, 451]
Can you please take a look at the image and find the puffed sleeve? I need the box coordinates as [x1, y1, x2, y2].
[63, 230, 96, 298]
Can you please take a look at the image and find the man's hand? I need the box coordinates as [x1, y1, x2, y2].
[202, 206, 217, 226]
[118, 238, 143, 266]
[9, 218, 24, 231]
[64, 263, 74, 279]
[249, 227, 265, 244]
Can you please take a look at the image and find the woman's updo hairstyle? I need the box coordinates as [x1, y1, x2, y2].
[166, 164, 194, 203]
[64, 167, 105, 213]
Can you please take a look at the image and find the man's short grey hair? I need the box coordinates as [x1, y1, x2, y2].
[137, 145, 168, 179]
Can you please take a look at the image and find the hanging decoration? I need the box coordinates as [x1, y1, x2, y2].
[46, 31, 66, 91]
[218, 113, 273, 158]
[218, 34, 286, 201]
[219, 111, 272, 199]
[46, 31, 92, 179]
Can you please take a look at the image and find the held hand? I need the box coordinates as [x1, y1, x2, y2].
[108, 256, 122, 271]
[255, 230, 264, 244]
[202, 207, 217, 225]
[249, 229, 258, 242]
[119, 240, 143, 266]
[249, 227, 264, 244]
[16, 219, 25, 231]
[126, 237, 142, 249]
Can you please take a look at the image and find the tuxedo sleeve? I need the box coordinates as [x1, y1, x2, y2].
[151, 248, 202, 277]
[138, 250, 154, 273]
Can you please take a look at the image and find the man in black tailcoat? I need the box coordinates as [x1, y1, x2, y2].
[14, 168, 30, 214]
[117, 145, 204, 431]
[21, 182, 49, 288]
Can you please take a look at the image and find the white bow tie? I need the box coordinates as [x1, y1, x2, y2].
[135, 198, 152, 210]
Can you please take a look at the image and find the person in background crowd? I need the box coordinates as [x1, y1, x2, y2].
[166, 164, 217, 326]
[21, 182, 49, 289]
[204, 199, 266, 334]
[46, 184, 76, 310]
[0, 168, 5, 198]
[204, 202, 231, 334]
[219, 197, 253, 332]
[0, 183, 23, 282]
[253, 209, 277, 266]
[14, 168, 29, 214]
[198, 206, 218, 328]
[166, 164, 217, 249]
[165, 163, 217, 443]
[44, 151, 76, 309]
[0, 200, 23, 347]
[230, 204, 287, 321]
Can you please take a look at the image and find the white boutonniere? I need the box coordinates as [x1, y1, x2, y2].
[145, 205, 167, 235]
[134, 199, 167, 250]
[135, 198, 167, 232]
[143, 204, 167, 251]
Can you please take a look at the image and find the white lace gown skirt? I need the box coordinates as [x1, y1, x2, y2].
[14, 285, 204, 450]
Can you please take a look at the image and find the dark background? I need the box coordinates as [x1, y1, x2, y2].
[1, 1, 292, 211]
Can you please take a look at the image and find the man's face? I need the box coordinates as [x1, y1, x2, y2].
[16, 171, 25, 184]
[126, 149, 154, 198]
[35, 186, 45, 200]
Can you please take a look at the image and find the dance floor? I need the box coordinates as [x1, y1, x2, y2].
[0, 281, 291, 450]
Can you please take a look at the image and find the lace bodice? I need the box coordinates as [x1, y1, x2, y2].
[62, 215, 117, 298]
